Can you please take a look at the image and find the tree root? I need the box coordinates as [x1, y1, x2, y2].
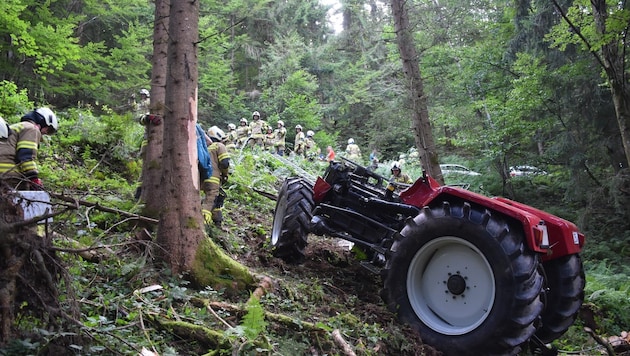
[585, 327, 616, 356]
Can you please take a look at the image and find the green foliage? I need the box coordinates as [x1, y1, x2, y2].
[583, 261, 630, 335]
[0, 80, 32, 118]
[238, 296, 267, 340]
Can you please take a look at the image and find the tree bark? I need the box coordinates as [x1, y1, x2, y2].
[390, 0, 443, 184]
[153, 1, 254, 292]
[140, 0, 169, 214]
[156, 0, 205, 274]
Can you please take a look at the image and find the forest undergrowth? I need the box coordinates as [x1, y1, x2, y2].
[2, 146, 630, 356]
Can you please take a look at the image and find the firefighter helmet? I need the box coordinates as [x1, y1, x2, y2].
[0, 116, 8, 139]
[348, 138, 354, 144]
[228, 123, 236, 130]
[277, 120, 284, 127]
[34, 107, 59, 132]
[207, 126, 227, 142]
[306, 130, 314, 137]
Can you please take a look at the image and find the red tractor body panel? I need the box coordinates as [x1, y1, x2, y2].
[395, 176, 584, 259]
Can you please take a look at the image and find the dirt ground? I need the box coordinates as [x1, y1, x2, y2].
[228, 208, 440, 355]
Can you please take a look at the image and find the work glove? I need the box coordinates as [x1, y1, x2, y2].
[146, 114, 161, 125]
[30, 177, 43, 190]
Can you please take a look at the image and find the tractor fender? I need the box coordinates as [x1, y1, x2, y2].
[398, 178, 584, 258]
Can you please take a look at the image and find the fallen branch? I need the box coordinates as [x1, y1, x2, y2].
[250, 276, 274, 300]
[147, 315, 231, 350]
[50, 192, 158, 224]
[191, 298, 328, 334]
[332, 329, 356, 356]
[252, 188, 277, 201]
[585, 327, 615, 356]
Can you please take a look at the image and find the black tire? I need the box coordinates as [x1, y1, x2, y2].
[535, 254, 585, 343]
[270, 178, 313, 264]
[381, 201, 544, 356]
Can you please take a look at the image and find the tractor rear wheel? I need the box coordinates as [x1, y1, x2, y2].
[535, 254, 585, 343]
[381, 201, 544, 356]
[270, 178, 313, 264]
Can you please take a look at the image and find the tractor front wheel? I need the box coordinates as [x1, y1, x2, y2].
[269, 178, 313, 264]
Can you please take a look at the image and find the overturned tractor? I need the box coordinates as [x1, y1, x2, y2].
[270, 159, 585, 356]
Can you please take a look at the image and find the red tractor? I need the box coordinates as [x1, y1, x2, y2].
[270, 159, 585, 355]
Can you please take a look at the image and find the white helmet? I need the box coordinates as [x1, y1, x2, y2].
[35, 107, 59, 132]
[391, 161, 402, 170]
[277, 120, 284, 127]
[252, 111, 260, 118]
[295, 124, 302, 130]
[207, 126, 227, 142]
[140, 88, 150, 97]
[228, 123, 236, 130]
[0, 116, 8, 139]
[306, 130, 314, 137]
[348, 138, 354, 144]
[240, 117, 248, 125]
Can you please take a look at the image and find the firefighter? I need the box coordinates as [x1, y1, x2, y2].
[235, 117, 250, 147]
[345, 138, 362, 161]
[0, 108, 59, 190]
[225, 123, 238, 150]
[294, 124, 306, 157]
[204, 126, 231, 227]
[390, 161, 412, 184]
[264, 126, 275, 151]
[305, 130, 319, 161]
[272, 120, 287, 156]
[248, 111, 268, 148]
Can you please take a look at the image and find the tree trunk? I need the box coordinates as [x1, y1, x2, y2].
[591, 0, 630, 169]
[156, 0, 204, 274]
[154, 0, 255, 291]
[140, 0, 169, 214]
[390, 0, 443, 184]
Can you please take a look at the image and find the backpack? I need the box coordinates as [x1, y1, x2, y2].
[196, 124, 213, 180]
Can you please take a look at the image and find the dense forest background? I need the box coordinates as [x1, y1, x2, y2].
[3, 0, 627, 263]
[1, 0, 630, 354]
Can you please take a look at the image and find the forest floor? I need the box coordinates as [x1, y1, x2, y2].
[221, 204, 441, 356]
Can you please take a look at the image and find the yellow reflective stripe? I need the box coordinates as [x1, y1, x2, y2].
[16, 141, 37, 150]
[217, 152, 230, 161]
[19, 160, 37, 172]
[207, 176, 221, 185]
[0, 163, 16, 172]
[10, 123, 24, 132]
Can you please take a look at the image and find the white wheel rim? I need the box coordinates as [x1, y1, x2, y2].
[407, 236, 496, 335]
